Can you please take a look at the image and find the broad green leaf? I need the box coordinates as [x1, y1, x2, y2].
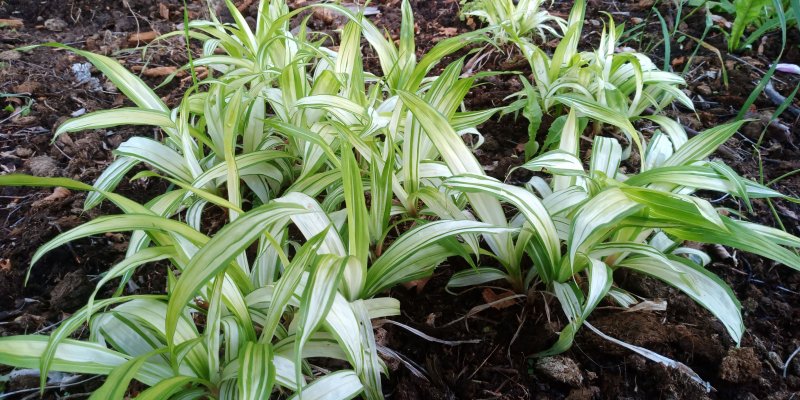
[664, 120, 747, 167]
[55, 109, 175, 137]
[134, 376, 206, 400]
[166, 202, 307, 353]
[590, 137, 622, 178]
[364, 220, 514, 297]
[90, 349, 169, 400]
[444, 174, 560, 277]
[567, 188, 642, 273]
[620, 255, 743, 343]
[397, 90, 514, 265]
[286, 370, 363, 400]
[0, 336, 164, 386]
[447, 268, 510, 290]
[341, 144, 369, 299]
[238, 342, 276, 400]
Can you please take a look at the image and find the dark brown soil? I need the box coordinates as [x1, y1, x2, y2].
[1, 0, 799, 399]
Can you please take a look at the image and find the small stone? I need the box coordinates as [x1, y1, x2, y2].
[0, 50, 21, 61]
[720, 347, 762, 383]
[43, 18, 68, 32]
[535, 356, 583, 387]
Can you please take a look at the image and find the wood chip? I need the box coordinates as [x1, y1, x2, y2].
[128, 31, 160, 45]
[0, 19, 23, 29]
[32, 187, 71, 207]
[142, 66, 179, 78]
[158, 3, 170, 20]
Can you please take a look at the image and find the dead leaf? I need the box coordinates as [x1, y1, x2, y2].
[671, 56, 686, 68]
[402, 277, 431, 293]
[0, 259, 11, 272]
[624, 300, 667, 313]
[481, 288, 518, 310]
[710, 14, 731, 29]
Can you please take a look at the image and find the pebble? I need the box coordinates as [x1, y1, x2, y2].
[719, 347, 762, 383]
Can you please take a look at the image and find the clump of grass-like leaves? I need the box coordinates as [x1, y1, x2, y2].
[1, 0, 800, 397]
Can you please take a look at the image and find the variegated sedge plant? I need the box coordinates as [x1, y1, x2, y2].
[504, 0, 694, 159]
[0, 0, 514, 398]
[440, 108, 800, 358]
[460, 0, 567, 44]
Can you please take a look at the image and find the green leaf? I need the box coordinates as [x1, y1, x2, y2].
[567, 188, 642, 273]
[364, 220, 514, 298]
[664, 120, 747, 167]
[134, 376, 205, 400]
[55, 108, 175, 138]
[239, 341, 276, 400]
[620, 255, 743, 343]
[0, 336, 165, 386]
[90, 348, 169, 400]
[341, 144, 369, 299]
[730, 0, 771, 51]
[286, 370, 363, 400]
[166, 201, 306, 356]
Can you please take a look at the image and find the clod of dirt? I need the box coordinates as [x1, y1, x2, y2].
[767, 351, 784, 369]
[0, 50, 21, 61]
[14, 80, 41, 95]
[25, 155, 61, 177]
[49, 270, 90, 311]
[14, 147, 33, 158]
[565, 386, 600, 400]
[696, 84, 713, 96]
[719, 347, 762, 383]
[43, 18, 68, 32]
[534, 356, 584, 387]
